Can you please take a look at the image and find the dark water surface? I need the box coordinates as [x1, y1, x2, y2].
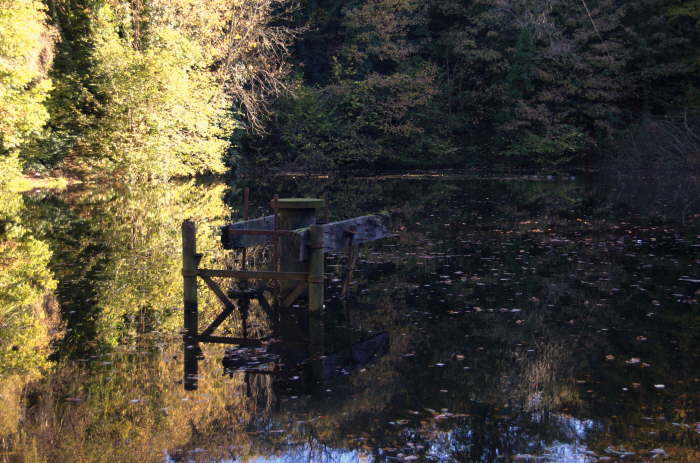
[1, 174, 699, 462]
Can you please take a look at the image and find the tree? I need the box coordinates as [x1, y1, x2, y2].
[43, 0, 297, 180]
[0, 0, 55, 184]
[79, 2, 234, 179]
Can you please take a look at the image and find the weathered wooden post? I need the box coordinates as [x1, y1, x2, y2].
[182, 220, 199, 390]
[273, 198, 324, 300]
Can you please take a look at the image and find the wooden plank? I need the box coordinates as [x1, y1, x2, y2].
[221, 215, 275, 249]
[241, 187, 249, 270]
[297, 213, 391, 261]
[228, 229, 296, 237]
[222, 212, 391, 256]
[198, 335, 263, 347]
[198, 269, 308, 281]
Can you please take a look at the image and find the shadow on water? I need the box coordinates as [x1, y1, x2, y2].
[0, 173, 699, 462]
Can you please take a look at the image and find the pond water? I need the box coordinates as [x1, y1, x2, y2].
[1, 173, 699, 462]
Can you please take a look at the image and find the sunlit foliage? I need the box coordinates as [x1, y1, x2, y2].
[0, 0, 54, 184]
[40, 0, 298, 180]
[71, 2, 234, 179]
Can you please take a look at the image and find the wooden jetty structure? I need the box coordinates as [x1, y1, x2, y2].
[181, 193, 391, 389]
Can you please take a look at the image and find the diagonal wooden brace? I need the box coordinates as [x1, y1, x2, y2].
[281, 281, 307, 308]
[199, 274, 236, 337]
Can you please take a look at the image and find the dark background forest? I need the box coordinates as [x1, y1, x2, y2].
[3, 0, 700, 183]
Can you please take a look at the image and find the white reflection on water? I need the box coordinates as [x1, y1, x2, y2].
[248, 449, 369, 463]
[422, 414, 599, 462]
[165, 448, 371, 463]
[164, 415, 600, 462]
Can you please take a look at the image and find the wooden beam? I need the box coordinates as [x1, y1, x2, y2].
[198, 335, 263, 347]
[341, 243, 359, 299]
[221, 215, 275, 249]
[297, 213, 391, 261]
[200, 306, 234, 338]
[199, 274, 236, 338]
[308, 224, 325, 314]
[222, 213, 392, 258]
[198, 269, 308, 281]
[228, 229, 296, 237]
[281, 281, 307, 308]
[199, 274, 235, 310]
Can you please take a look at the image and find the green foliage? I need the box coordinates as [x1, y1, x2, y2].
[245, 0, 700, 169]
[73, 3, 235, 180]
[274, 84, 363, 170]
[246, 0, 459, 170]
[38, 0, 298, 180]
[504, 126, 587, 166]
[0, 0, 54, 183]
[505, 27, 537, 101]
[3, 0, 700, 173]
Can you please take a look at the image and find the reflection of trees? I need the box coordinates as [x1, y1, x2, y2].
[0, 188, 58, 439]
[2, 180, 242, 459]
[3, 175, 699, 462]
[342, 175, 700, 460]
[23, 180, 233, 353]
[7, 342, 260, 463]
[599, 171, 700, 224]
[0, 190, 57, 374]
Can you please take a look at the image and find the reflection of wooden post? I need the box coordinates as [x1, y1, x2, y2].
[182, 220, 199, 391]
[308, 224, 324, 314]
[308, 224, 325, 386]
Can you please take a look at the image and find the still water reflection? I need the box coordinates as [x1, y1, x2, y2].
[1, 174, 699, 462]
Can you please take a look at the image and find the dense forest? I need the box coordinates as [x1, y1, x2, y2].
[2, 0, 700, 182]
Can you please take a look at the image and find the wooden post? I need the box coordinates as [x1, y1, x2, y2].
[274, 198, 324, 300]
[272, 194, 279, 272]
[308, 224, 324, 314]
[241, 187, 249, 271]
[182, 220, 199, 390]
